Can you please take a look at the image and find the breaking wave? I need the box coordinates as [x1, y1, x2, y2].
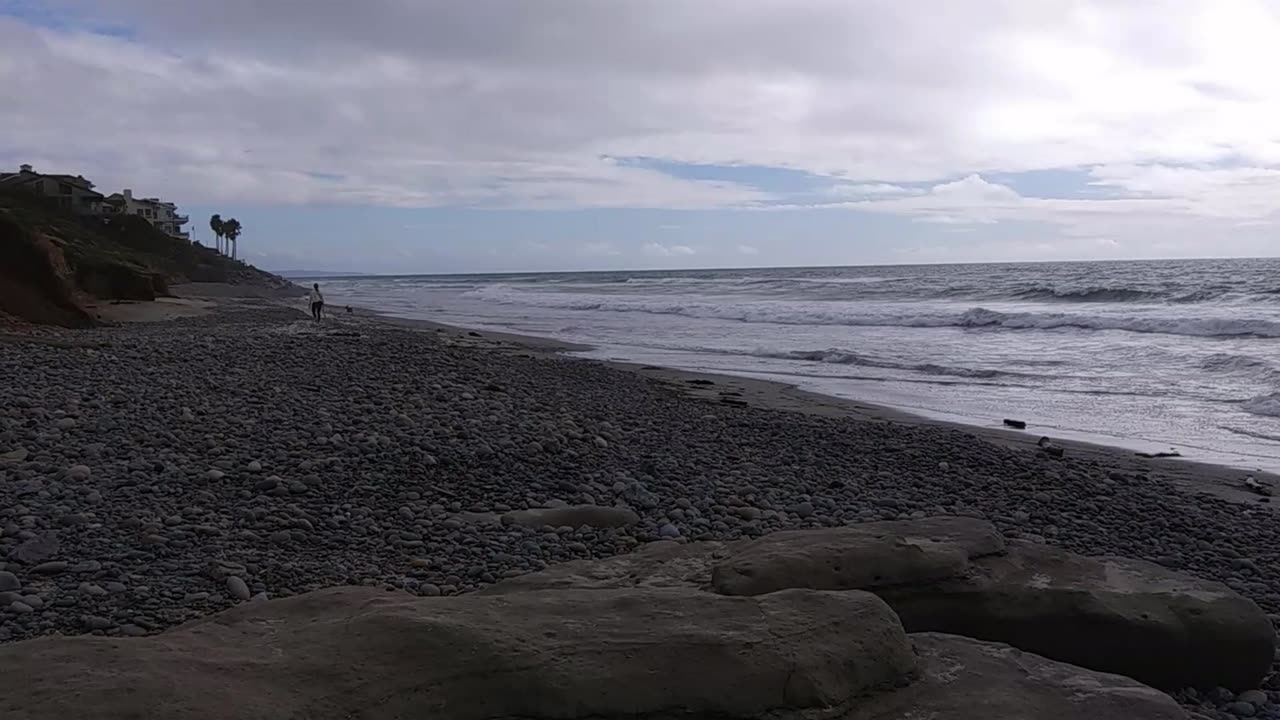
[1241, 393, 1280, 418]
[760, 349, 1009, 379]
[472, 286, 1280, 338]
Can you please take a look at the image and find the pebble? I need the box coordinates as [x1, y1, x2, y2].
[0, 572, 19, 593]
[1238, 690, 1269, 707]
[1227, 701, 1258, 717]
[82, 616, 114, 631]
[226, 576, 251, 602]
[8, 601, 33, 615]
[31, 561, 69, 575]
[0, 302, 1279, 719]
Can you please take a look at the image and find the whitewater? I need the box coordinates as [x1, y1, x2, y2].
[321, 258, 1280, 472]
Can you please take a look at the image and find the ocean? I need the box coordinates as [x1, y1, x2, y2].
[320, 258, 1280, 473]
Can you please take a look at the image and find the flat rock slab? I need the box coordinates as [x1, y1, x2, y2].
[0, 586, 916, 720]
[485, 516, 1275, 690]
[500, 504, 640, 529]
[881, 539, 1277, 691]
[710, 516, 1006, 596]
[852, 633, 1188, 720]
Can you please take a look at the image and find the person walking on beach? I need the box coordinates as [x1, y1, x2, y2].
[309, 283, 325, 321]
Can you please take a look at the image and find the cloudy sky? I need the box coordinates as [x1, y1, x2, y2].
[3, 1, 1280, 273]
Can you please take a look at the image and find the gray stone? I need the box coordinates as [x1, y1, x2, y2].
[12, 535, 60, 565]
[0, 571, 19, 593]
[66, 464, 91, 481]
[488, 517, 1273, 691]
[71, 560, 102, 574]
[31, 561, 69, 575]
[710, 517, 1005, 596]
[0, 585, 916, 720]
[8, 601, 33, 615]
[1238, 690, 1269, 707]
[226, 576, 251, 602]
[850, 633, 1187, 720]
[659, 523, 681, 538]
[1227, 701, 1257, 717]
[82, 616, 114, 631]
[500, 505, 640, 530]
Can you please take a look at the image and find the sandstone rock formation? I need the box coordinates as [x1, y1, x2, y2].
[0, 584, 1190, 720]
[484, 516, 1276, 690]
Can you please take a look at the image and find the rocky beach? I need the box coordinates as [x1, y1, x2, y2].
[3, 294, 1280, 718]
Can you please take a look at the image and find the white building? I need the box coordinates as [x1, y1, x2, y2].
[102, 189, 190, 240]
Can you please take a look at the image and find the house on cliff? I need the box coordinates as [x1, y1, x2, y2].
[0, 164, 104, 215]
[102, 189, 190, 240]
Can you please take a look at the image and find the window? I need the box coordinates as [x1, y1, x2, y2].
[59, 183, 72, 195]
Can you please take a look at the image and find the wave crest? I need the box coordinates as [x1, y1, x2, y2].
[472, 286, 1280, 339]
[1241, 393, 1280, 418]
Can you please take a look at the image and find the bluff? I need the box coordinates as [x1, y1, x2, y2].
[0, 190, 290, 327]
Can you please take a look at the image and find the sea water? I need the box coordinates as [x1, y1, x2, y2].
[321, 258, 1280, 472]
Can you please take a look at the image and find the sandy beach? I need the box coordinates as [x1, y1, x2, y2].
[2, 287, 1279, 712]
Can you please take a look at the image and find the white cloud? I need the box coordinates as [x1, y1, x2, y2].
[829, 183, 922, 197]
[580, 241, 620, 256]
[736, 244, 760, 255]
[643, 242, 696, 257]
[2, 0, 1280, 259]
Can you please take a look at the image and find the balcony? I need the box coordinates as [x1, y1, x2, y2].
[174, 214, 189, 224]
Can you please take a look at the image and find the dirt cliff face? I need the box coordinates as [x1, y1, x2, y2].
[0, 214, 95, 328]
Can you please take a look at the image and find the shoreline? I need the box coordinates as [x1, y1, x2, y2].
[296, 291, 1278, 510]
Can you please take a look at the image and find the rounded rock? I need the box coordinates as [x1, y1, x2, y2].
[226, 576, 252, 602]
[1227, 701, 1257, 717]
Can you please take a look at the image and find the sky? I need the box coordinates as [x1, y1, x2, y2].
[3, 0, 1280, 273]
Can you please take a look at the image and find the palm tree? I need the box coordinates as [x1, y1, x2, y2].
[222, 218, 242, 260]
[209, 214, 224, 255]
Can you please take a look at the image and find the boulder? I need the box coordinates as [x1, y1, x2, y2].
[500, 504, 640, 529]
[485, 517, 1275, 690]
[878, 539, 1275, 692]
[0, 586, 917, 720]
[851, 633, 1188, 720]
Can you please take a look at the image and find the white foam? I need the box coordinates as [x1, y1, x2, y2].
[470, 286, 1280, 339]
[1241, 393, 1280, 418]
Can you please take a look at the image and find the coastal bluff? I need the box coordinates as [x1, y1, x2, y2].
[0, 190, 288, 327]
[1, 518, 1267, 720]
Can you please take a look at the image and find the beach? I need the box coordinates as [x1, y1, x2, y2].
[2, 288, 1280, 711]
[320, 260, 1280, 474]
